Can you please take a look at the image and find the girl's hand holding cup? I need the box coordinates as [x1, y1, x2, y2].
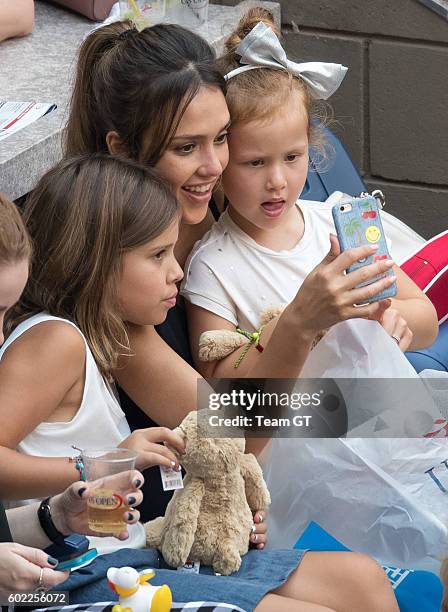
[51, 469, 145, 541]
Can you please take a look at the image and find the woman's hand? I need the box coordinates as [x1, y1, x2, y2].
[51, 470, 144, 541]
[370, 306, 413, 351]
[250, 510, 268, 550]
[292, 235, 395, 336]
[0, 542, 68, 592]
[120, 427, 186, 471]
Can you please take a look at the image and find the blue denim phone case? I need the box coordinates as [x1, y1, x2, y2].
[332, 195, 397, 303]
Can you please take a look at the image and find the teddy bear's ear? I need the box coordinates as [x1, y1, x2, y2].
[173, 426, 185, 439]
[178, 410, 200, 441]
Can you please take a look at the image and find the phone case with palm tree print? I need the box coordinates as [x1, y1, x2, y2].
[332, 195, 397, 303]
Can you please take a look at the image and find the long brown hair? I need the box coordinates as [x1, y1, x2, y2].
[65, 21, 226, 166]
[5, 154, 179, 376]
[0, 193, 32, 264]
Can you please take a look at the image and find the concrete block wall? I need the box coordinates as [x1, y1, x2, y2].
[212, 0, 448, 237]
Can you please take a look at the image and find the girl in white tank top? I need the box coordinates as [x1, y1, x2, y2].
[0, 156, 186, 553]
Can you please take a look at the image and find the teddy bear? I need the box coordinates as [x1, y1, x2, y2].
[144, 410, 271, 576]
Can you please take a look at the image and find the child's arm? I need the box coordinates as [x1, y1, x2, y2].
[373, 265, 438, 351]
[187, 302, 315, 379]
[186, 240, 396, 379]
[0, 321, 186, 499]
[0, 322, 86, 499]
[114, 323, 199, 429]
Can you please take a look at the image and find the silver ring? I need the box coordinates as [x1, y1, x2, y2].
[391, 334, 401, 344]
[35, 567, 45, 593]
[251, 525, 257, 534]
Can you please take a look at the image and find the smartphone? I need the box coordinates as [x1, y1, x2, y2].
[332, 195, 397, 303]
[57, 548, 98, 571]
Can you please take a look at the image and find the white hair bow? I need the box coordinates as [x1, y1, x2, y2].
[224, 21, 348, 100]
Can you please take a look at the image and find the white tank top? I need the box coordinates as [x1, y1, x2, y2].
[0, 313, 146, 553]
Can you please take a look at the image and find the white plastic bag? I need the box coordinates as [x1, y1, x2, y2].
[261, 319, 448, 572]
[300, 318, 418, 379]
[299, 319, 445, 435]
[262, 436, 448, 573]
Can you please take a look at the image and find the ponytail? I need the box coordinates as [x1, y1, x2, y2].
[65, 21, 132, 156]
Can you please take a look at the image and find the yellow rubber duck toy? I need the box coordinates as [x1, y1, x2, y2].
[107, 566, 172, 612]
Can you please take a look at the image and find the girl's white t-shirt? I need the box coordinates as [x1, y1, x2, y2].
[181, 200, 345, 330]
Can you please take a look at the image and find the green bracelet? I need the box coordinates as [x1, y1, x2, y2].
[233, 326, 265, 369]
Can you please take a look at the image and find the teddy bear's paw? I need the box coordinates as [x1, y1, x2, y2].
[213, 551, 242, 576]
[163, 547, 189, 570]
[199, 330, 248, 361]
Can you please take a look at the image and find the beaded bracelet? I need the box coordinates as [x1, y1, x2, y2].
[233, 326, 265, 369]
[69, 445, 86, 481]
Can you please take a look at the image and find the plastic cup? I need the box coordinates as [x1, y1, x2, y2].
[165, 0, 208, 31]
[119, 0, 208, 31]
[82, 448, 137, 536]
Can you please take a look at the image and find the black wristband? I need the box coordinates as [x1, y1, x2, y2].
[38, 497, 66, 545]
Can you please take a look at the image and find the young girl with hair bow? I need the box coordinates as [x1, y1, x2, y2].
[182, 8, 438, 381]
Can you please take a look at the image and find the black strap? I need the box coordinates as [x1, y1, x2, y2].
[38, 497, 66, 544]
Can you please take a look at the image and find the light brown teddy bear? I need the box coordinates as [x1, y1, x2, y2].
[144, 410, 271, 576]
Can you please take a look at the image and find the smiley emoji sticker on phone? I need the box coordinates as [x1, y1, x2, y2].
[365, 225, 381, 243]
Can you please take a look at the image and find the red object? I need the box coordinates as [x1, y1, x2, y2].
[374, 255, 388, 262]
[424, 418, 448, 438]
[256, 344, 264, 353]
[400, 229, 448, 324]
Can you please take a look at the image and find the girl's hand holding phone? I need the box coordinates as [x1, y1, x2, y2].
[292, 234, 396, 336]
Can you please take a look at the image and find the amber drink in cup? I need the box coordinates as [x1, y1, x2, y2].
[82, 448, 137, 536]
